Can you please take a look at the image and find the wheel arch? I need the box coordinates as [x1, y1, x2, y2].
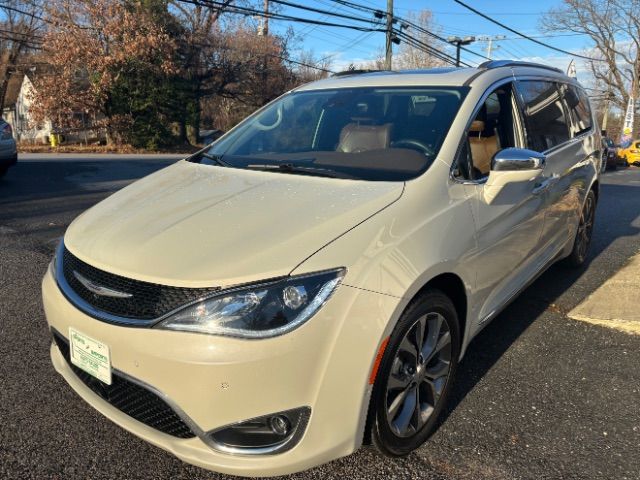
[362, 271, 469, 445]
[413, 273, 468, 345]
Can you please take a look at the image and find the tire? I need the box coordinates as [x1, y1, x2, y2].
[563, 190, 596, 268]
[0, 167, 7, 178]
[370, 289, 460, 457]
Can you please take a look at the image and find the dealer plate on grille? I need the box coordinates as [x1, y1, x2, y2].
[69, 328, 112, 385]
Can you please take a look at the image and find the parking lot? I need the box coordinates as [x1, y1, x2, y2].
[1, 155, 639, 480]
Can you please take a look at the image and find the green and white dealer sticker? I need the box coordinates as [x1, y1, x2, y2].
[69, 328, 112, 385]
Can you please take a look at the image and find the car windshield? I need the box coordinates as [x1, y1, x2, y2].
[192, 86, 468, 181]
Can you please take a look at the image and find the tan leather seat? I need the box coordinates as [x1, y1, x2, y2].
[468, 120, 499, 176]
[337, 123, 391, 153]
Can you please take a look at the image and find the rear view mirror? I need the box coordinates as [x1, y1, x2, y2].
[492, 148, 546, 171]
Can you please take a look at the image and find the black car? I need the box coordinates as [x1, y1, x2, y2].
[601, 137, 618, 172]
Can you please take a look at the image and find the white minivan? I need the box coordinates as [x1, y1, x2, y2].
[43, 61, 600, 477]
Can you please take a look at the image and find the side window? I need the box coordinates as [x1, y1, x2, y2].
[517, 80, 570, 152]
[562, 83, 592, 137]
[454, 83, 519, 181]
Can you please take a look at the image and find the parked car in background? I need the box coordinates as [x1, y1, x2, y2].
[43, 61, 600, 477]
[619, 140, 640, 166]
[600, 137, 618, 171]
[0, 119, 17, 178]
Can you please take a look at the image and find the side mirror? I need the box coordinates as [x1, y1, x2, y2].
[484, 148, 545, 204]
[491, 148, 546, 172]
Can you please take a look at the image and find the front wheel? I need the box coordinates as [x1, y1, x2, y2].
[370, 290, 460, 457]
[563, 190, 596, 267]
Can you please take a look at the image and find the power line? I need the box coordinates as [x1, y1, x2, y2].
[176, 0, 383, 33]
[190, 38, 336, 74]
[0, 27, 44, 41]
[394, 29, 469, 67]
[453, 0, 604, 62]
[266, 0, 383, 27]
[327, 0, 490, 62]
[0, 3, 49, 25]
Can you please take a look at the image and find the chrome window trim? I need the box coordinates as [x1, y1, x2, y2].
[449, 73, 597, 186]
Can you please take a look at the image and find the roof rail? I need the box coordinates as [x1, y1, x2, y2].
[478, 60, 563, 74]
[331, 69, 389, 77]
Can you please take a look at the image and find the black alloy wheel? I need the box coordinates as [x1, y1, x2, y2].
[563, 189, 596, 267]
[370, 289, 460, 456]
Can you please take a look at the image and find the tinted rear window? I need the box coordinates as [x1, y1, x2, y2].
[517, 80, 570, 152]
[562, 83, 592, 136]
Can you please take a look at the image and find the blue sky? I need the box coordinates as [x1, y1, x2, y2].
[0, 1, 597, 81]
[268, 0, 595, 77]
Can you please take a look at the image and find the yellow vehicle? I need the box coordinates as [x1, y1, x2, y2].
[620, 140, 640, 166]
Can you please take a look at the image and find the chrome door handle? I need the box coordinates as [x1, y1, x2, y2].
[532, 174, 559, 195]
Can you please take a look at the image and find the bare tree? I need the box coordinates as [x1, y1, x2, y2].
[0, 0, 44, 109]
[541, 0, 640, 111]
[289, 50, 332, 84]
[395, 10, 447, 70]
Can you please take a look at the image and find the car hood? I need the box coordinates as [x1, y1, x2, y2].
[65, 160, 403, 288]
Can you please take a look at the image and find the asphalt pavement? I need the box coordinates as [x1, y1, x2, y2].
[1, 155, 639, 480]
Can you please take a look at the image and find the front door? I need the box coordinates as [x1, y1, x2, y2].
[454, 81, 547, 324]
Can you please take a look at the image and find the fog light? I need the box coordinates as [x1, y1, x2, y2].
[208, 407, 310, 455]
[269, 415, 291, 436]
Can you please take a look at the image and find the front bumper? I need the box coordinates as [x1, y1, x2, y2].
[42, 265, 400, 476]
[625, 154, 640, 166]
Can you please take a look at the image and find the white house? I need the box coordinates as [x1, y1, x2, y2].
[2, 72, 103, 144]
[2, 73, 52, 143]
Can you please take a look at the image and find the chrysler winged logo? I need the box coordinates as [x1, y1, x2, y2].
[73, 271, 133, 299]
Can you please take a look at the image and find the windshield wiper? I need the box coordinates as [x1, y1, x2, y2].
[200, 152, 232, 167]
[245, 163, 356, 179]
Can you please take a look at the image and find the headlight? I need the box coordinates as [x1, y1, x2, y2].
[156, 268, 345, 338]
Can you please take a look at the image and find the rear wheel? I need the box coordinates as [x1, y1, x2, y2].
[370, 290, 460, 456]
[563, 190, 596, 268]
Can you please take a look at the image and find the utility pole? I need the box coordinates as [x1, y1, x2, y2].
[447, 36, 476, 67]
[262, 0, 269, 36]
[476, 35, 505, 60]
[384, 0, 393, 70]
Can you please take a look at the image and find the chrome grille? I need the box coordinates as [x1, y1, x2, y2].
[59, 246, 218, 322]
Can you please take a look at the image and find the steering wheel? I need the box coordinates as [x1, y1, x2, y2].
[390, 139, 434, 156]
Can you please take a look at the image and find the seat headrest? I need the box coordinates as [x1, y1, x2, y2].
[337, 123, 391, 153]
[469, 120, 485, 133]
